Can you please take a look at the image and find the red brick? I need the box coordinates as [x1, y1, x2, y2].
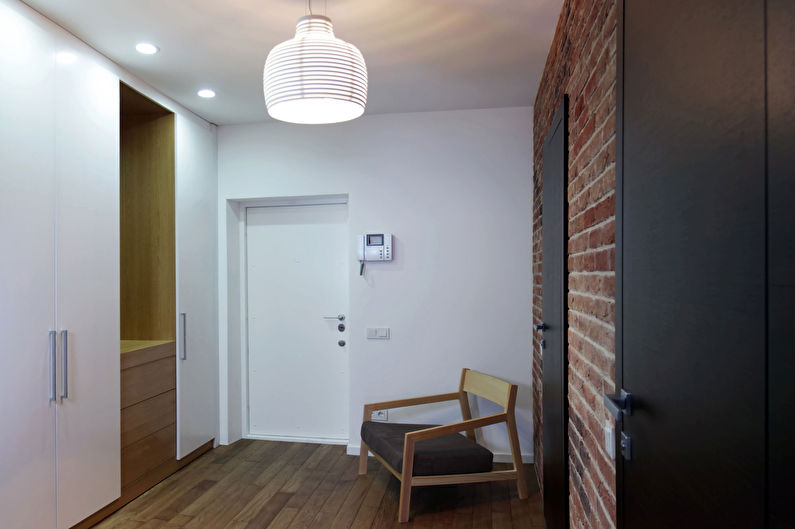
[533, 1, 617, 527]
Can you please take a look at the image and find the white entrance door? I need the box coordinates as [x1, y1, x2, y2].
[246, 203, 349, 442]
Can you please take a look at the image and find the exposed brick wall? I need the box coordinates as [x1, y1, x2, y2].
[532, 0, 617, 528]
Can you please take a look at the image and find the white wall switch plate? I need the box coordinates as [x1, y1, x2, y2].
[366, 327, 390, 339]
[371, 409, 388, 422]
[604, 420, 616, 459]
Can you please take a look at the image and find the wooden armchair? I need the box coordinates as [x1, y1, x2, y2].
[359, 368, 528, 522]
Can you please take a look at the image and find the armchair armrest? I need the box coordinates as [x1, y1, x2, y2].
[404, 412, 508, 442]
[362, 392, 460, 420]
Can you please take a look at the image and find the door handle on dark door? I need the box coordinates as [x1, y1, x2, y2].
[603, 389, 632, 420]
[534, 322, 548, 331]
[605, 389, 633, 461]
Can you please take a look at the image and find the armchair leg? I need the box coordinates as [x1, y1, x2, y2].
[514, 459, 529, 499]
[398, 436, 416, 522]
[398, 477, 412, 523]
[506, 412, 529, 499]
[358, 442, 369, 475]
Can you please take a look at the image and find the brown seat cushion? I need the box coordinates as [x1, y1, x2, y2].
[361, 421, 493, 476]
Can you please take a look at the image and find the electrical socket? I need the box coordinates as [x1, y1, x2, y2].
[371, 409, 388, 422]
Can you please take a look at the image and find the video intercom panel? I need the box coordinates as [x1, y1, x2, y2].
[357, 233, 392, 262]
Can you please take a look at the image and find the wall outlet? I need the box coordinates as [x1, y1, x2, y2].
[371, 409, 388, 422]
[604, 420, 615, 459]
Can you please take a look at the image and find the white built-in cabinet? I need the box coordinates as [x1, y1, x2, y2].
[54, 40, 121, 529]
[0, 3, 120, 529]
[0, 0, 218, 526]
[0, 5, 58, 528]
[176, 116, 219, 458]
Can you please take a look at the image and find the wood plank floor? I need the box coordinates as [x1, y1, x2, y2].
[93, 439, 546, 529]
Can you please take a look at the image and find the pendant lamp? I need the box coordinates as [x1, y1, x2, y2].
[263, 14, 367, 124]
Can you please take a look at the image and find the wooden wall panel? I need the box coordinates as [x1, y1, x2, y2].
[120, 92, 175, 341]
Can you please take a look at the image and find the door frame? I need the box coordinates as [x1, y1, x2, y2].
[615, 1, 626, 526]
[240, 194, 349, 444]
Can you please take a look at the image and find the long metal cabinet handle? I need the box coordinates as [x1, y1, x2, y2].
[180, 313, 187, 360]
[60, 330, 68, 399]
[49, 331, 57, 402]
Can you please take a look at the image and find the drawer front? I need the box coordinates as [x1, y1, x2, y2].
[121, 423, 176, 487]
[122, 389, 176, 448]
[121, 356, 175, 408]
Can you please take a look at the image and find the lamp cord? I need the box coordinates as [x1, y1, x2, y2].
[306, 0, 327, 16]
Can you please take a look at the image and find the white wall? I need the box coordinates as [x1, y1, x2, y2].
[218, 107, 534, 460]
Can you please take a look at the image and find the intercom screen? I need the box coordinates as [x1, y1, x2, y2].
[367, 234, 383, 246]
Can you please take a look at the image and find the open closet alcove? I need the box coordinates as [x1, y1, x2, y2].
[118, 82, 177, 504]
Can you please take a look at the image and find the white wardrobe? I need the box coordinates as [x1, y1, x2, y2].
[0, 1, 218, 527]
[0, 5, 120, 528]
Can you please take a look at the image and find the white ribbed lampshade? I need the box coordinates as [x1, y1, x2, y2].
[264, 15, 367, 124]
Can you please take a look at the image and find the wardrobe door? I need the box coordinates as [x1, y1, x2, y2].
[0, 3, 57, 528]
[175, 115, 219, 458]
[53, 42, 121, 529]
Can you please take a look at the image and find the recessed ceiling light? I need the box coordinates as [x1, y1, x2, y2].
[135, 42, 159, 55]
[55, 51, 77, 64]
[197, 89, 216, 99]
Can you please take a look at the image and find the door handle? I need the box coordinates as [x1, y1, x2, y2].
[180, 313, 187, 360]
[534, 322, 548, 332]
[60, 330, 68, 400]
[323, 314, 345, 321]
[603, 389, 632, 420]
[48, 331, 56, 402]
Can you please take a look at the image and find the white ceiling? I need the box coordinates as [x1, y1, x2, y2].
[23, 0, 562, 125]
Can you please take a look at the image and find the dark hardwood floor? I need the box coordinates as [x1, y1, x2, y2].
[93, 439, 546, 529]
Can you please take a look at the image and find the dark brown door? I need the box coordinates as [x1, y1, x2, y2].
[617, 0, 793, 527]
[540, 96, 568, 529]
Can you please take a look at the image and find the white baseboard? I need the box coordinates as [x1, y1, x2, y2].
[346, 444, 534, 464]
[245, 433, 349, 445]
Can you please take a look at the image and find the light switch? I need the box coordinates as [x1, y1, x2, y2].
[604, 420, 615, 460]
[367, 327, 390, 340]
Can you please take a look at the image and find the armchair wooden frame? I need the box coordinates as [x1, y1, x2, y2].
[359, 368, 528, 522]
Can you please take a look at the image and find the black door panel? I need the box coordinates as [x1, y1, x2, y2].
[620, 1, 766, 527]
[541, 96, 569, 529]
